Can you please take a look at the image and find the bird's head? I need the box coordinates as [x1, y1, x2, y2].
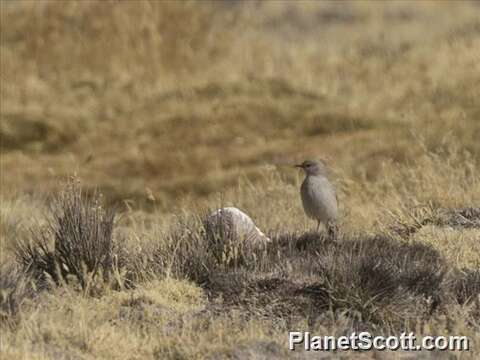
[295, 159, 326, 176]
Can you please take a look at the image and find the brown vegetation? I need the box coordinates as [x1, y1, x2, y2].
[1, 1, 479, 359]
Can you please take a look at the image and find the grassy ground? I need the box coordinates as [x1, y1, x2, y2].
[1, 1, 479, 359]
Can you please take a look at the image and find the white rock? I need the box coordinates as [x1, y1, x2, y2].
[203, 207, 271, 245]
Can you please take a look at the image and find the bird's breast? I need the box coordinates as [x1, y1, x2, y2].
[300, 175, 338, 221]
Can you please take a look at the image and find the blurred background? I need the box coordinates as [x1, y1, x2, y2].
[1, 0, 479, 211]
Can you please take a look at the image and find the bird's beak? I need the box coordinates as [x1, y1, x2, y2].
[294, 164, 302, 168]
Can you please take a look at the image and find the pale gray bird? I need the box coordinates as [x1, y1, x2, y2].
[296, 160, 338, 236]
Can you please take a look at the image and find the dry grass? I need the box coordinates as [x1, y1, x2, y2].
[1, 0, 479, 359]
[1, 0, 479, 208]
[14, 179, 117, 291]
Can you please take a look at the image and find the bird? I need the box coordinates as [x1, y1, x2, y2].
[295, 160, 338, 236]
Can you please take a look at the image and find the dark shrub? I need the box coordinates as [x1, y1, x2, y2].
[390, 206, 480, 239]
[0, 264, 35, 325]
[138, 210, 269, 284]
[15, 178, 117, 290]
[451, 269, 480, 304]
[201, 231, 451, 331]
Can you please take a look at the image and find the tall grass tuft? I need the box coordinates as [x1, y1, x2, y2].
[0, 264, 34, 326]
[15, 178, 117, 290]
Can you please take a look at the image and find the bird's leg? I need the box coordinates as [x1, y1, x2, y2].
[316, 220, 320, 233]
[327, 221, 338, 240]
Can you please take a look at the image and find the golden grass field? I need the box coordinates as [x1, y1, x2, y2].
[1, 1, 479, 359]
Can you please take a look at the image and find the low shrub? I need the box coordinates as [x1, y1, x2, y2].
[15, 178, 117, 291]
[0, 264, 35, 326]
